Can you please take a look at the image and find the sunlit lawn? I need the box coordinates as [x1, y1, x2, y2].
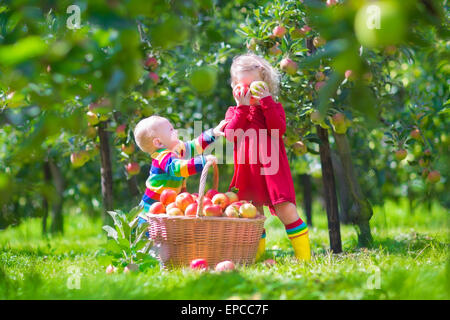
[0, 199, 448, 299]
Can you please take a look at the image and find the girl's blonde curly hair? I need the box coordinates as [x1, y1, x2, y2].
[230, 53, 280, 97]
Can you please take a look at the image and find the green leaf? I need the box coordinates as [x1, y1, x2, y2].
[0, 36, 48, 66]
[102, 226, 118, 240]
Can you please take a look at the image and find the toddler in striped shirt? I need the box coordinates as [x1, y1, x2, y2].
[133, 115, 228, 224]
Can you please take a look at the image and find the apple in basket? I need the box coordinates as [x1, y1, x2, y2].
[204, 189, 219, 200]
[215, 260, 235, 272]
[149, 202, 166, 214]
[160, 189, 177, 206]
[166, 202, 179, 211]
[184, 202, 198, 217]
[225, 191, 239, 204]
[239, 203, 257, 219]
[176, 192, 195, 211]
[203, 204, 223, 217]
[224, 204, 240, 218]
[167, 207, 184, 216]
[191, 193, 199, 201]
[212, 193, 230, 210]
[190, 258, 208, 270]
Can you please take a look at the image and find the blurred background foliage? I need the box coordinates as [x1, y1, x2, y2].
[0, 0, 448, 234]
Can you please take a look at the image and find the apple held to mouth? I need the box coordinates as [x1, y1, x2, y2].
[212, 193, 230, 210]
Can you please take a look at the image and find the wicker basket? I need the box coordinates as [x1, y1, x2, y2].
[147, 160, 266, 269]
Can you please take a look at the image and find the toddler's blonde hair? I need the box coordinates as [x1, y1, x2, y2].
[230, 53, 280, 97]
[133, 115, 166, 154]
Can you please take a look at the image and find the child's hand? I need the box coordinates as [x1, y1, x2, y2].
[205, 155, 218, 164]
[212, 120, 230, 137]
[233, 84, 252, 106]
[250, 81, 271, 100]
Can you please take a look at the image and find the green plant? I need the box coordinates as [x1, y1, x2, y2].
[96, 207, 158, 272]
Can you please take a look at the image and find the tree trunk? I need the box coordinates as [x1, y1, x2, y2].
[332, 132, 373, 247]
[331, 150, 352, 224]
[48, 159, 64, 234]
[127, 175, 140, 201]
[317, 126, 342, 254]
[42, 161, 52, 234]
[98, 121, 114, 224]
[300, 174, 313, 227]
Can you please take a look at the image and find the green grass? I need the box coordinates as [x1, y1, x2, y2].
[0, 199, 448, 300]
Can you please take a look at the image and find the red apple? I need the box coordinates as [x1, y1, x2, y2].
[148, 72, 159, 84]
[215, 260, 235, 272]
[410, 128, 421, 140]
[205, 189, 219, 200]
[426, 170, 441, 183]
[121, 144, 135, 155]
[239, 203, 257, 219]
[123, 263, 138, 273]
[263, 259, 276, 266]
[300, 25, 312, 34]
[327, 0, 337, 6]
[203, 204, 223, 217]
[269, 45, 282, 56]
[176, 192, 195, 211]
[315, 81, 325, 91]
[166, 202, 179, 211]
[106, 265, 117, 274]
[145, 56, 158, 70]
[184, 202, 198, 217]
[191, 193, 199, 201]
[212, 193, 230, 210]
[160, 189, 178, 206]
[272, 25, 287, 38]
[126, 162, 140, 176]
[149, 202, 165, 214]
[225, 192, 239, 204]
[280, 58, 298, 75]
[199, 197, 212, 207]
[395, 149, 407, 161]
[224, 205, 240, 218]
[190, 258, 208, 270]
[167, 207, 184, 216]
[116, 124, 127, 138]
[424, 149, 432, 157]
[344, 70, 354, 80]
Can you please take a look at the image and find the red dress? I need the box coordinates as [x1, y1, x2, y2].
[224, 96, 296, 215]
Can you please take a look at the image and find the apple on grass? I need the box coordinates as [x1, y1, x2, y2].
[239, 203, 257, 219]
[215, 261, 235, 272]
[212, 193, 230, 210]
[148, 202, 165, 214]
[203, 204, 223, 217]
[160, 189, 178, 206]
[176, 192, 194, 211]
[106, 265, 117, 274]
[190, 259, 208, 270]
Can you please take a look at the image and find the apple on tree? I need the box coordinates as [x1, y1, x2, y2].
[126, 162, 140, 176]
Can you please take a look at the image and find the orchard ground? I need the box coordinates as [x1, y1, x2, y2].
[0, 199, 448, 300]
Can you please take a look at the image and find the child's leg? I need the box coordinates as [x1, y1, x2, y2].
[255, 205, 266, 261]
[273, 201, 311, 261]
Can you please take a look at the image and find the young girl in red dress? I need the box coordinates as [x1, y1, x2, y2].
[223, 53, 311, 261]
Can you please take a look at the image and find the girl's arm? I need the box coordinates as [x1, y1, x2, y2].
[223, 105, 250, 142]
[259, 96, 286, 137]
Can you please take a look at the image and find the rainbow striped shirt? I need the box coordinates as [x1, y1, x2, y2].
[138, 128, 216, 219]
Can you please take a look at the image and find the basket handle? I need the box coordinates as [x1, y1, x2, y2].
[196, 159, 219, 217]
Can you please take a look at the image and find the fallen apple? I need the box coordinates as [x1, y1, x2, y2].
[215, 260, 235, 272]
[190, 258, 208, 270]
[106, 264, 117, 274]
